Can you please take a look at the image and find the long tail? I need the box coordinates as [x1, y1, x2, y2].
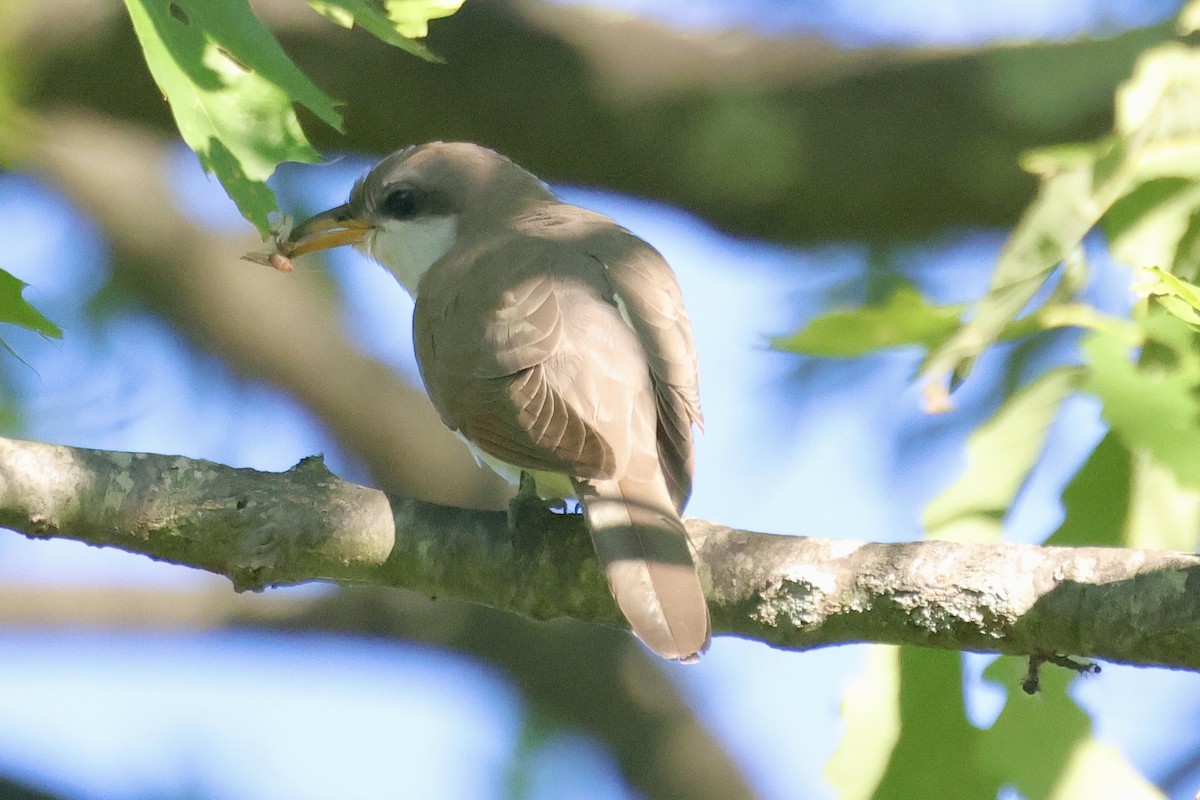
[575, 476, 711, 661]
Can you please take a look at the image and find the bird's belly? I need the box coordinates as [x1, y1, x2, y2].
[456, 433, 577, 499]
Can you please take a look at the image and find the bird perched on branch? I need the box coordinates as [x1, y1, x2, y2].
[274, 143, 710, 660]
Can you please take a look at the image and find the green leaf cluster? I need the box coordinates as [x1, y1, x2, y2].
[121, 0, 459, 236]
[788, 4, 1200, 798]
[778, 2, 1200, 558]
[0, 0, 461, 358]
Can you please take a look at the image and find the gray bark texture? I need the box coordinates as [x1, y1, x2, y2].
[2, 435, 1198, 670]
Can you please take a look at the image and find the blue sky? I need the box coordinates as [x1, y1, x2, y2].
[545, 0, 1179, 45]
[1, 2, 1199, 799]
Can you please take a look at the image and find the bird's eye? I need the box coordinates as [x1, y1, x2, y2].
[381, 188, 420, 220]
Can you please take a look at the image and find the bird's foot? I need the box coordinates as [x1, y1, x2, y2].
[507, 471, 554, 533]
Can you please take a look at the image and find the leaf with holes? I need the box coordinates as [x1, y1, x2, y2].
[123, 0, 343, 235]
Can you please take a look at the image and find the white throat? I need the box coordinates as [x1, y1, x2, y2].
[362, 216, 458, 298]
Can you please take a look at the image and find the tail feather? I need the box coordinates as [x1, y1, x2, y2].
[577, 477, 711, 660]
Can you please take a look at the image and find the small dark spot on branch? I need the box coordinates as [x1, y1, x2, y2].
[168, 3, 189, 24]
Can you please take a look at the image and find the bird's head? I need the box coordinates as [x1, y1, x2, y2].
[285, 142, 552, 295]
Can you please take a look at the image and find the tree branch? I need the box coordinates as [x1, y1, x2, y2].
[2, 435, 1197, 670]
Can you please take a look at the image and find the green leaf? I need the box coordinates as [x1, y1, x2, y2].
[1152, 293, 1200, 327]
[386, 0, 463, 39]
[1046, 432, 1131, 547]
[0, 269, 61, 341]
[123, 0, 343, 235]
[1082, 309, 1200, 488]
[1180, 0, 1200, 35]
[772, 284, 962, 357]
[1049, 426, 1200, 554]
[920, 156, 1113, 391]
[1126, 447, 1200, 551]
[923, 41, 1200, 392]
[979, 657, 1162, 800]
[923, 368, 1080, 544]
[832, 649, 1162, 800]
[1102, 177, 1200, 278]
[1142, 266, 1200, 311]
[876, 649, 998, 799]
[309, 0, 463, 62]
[828, 647, 998, 800]
[825, 647, 900, 800]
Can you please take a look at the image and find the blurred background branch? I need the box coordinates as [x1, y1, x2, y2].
[0, 583, 757, 800]
[13, 107, 509, 509]
[8, 0, 1168, 243]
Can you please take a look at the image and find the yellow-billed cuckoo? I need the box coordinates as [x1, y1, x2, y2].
[282, 142, 710, 660]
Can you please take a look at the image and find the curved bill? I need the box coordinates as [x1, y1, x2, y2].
[286, 203, 372, 257]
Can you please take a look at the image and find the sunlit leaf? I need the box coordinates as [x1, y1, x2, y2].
[873, 649, 996, 799]
[978, 657, 1091, 800]
[386, 0, 463, 39]
[829, 648, 998, 799]
[923, 368, 1080, 543]
[773, 284, 961, 357]
[1125, 447, 1200, 551]
[309, 0, 463, 61]
[979, 657, 1162, 800]
[1151, 293, 1200, 326]
[775, 272, 1110, 374]
[1140, 265, 1200, 310]
[920, 153, 1114, 392]
[1045, 432, 1131, 547]
[1180, 0, 1200, 34]
[825, 647, 900, 800]
[1083, 309, 1200, 488]
[923, 40, 1200, 394]
[123, 0, 343, 234]
[1103, 178, 1200, 280]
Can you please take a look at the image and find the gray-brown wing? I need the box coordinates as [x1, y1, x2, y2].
[593, 234, 702, 512]
[415, 238, 656, 480]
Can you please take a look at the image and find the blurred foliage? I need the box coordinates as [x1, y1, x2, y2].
[0, 15, 59, 355]
[788, 3, 1200, 798]
[773, 284, 962, 357]
[782, 0, 1200, 560]
[922, 367, 1079, 544]
[0, 0, 461, 357]
[832, 647, 1162, 800]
